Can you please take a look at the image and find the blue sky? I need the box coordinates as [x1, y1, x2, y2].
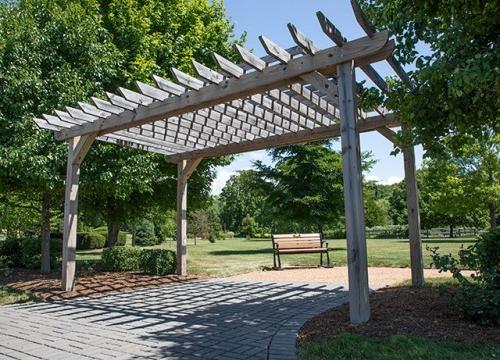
[212, 0, 425, 194]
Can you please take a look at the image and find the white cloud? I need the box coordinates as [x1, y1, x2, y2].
[365, 175, 380, 182]
[248, 150, 267, 161]
[381, 176, 404, 185]
[365, 174, 403, 185]
[211, 169, 236, 195]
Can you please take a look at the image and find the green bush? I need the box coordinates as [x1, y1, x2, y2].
[92, 227, 127, 246]
[429, 226, 500, 326]
[139, 249, 176, 275]
[135, 220, 158, 246]
[77, 232, 106, 250]
[323, 229, 346, 239]
[101, 246, 141, 271]
[0, 238, 21, 266]
[224, 231, 235, 240]
[18, 237, 61, 269]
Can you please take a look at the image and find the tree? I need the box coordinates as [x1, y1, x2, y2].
[241, 214, 257, 239]
[0, 0, 123, 272]
[360, 0, 499, 157]
[363, 181, 390, 227]
[254, 141, 345, 235]
[0, 0, 241, 263]
[219, 170, 270, 232]
[419, 158, 490, 236]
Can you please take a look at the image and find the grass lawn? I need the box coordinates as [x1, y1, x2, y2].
[76, 236, 476, 277]
[298, 334, 499, 360]
[0, 285, 37, 305]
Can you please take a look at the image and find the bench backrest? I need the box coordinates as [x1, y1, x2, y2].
[272, 233, 322, 250]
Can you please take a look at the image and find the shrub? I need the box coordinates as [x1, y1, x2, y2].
[92, 227, 127, 246]
[0, 238, 21, 266]
[241, 214, 257, 238]
[77, 232, 106, 250]
[429, 227, 500, 326]
[135, 220, 158, 246]
[139, 249, 176, 275]
[101, 246, 141, 271]
[18, 237, 61, 269]
[224, 231, 235, 240]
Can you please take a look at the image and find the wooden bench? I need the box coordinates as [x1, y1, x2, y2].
[271, 233, 332, 269]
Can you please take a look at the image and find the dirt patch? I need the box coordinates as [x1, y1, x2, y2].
[299, 285, 500, 345]
[1, 268, 205, 301]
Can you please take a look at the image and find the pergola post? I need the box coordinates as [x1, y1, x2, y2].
[62, 134, 95, 291]
[337, 60, 370, 324]
[402, 124, 424, 287]
[176, 158, 202, 276]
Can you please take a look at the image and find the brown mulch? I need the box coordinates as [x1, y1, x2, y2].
[299, 285, 500, 345]
[1, 268, 206, 301]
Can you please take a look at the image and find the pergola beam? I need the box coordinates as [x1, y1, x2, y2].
[167, 114, 399, 161]
[55, 32, 393, 140]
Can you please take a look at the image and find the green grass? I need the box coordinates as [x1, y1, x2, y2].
[76, 236, 476, 277]
[298, 334, 499, 360]
[0, 285, 37, 305]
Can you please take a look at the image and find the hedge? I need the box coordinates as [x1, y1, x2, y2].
[139, 249, 176, 275]
[0, 237, 62, 269]
[77, 232, 106, 250]
[102, 246, 176, 275]
[101, 246, 141, 272]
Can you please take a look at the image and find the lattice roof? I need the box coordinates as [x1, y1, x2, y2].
[34, 7, 407, 162]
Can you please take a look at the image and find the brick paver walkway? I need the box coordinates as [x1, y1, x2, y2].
[0, 279, 348, 359]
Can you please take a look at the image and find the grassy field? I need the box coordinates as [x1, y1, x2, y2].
[298, 334, 499, 360]
[77, 236, 476, 277]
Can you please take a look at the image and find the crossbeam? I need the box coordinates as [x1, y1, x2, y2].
[55, 32, 393, 140]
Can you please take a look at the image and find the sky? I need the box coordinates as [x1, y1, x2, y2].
[211, 0, 425, 194]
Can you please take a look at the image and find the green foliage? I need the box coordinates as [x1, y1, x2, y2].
[188, 206, 221, 242]
[429, 227, 500, 325]
[241, 214, 257, 239]
[255, 142, 345, 233]
[135, 219, 158, 246]
[101, 246, 141, 272]
[0, 0, 238, 252]
[360, 0, 499, 157]
[92, 227, 127, 246]
[364, 181, 390, 227]
[77, 232, 106, 250]
[15, 237, 62, 269]
[139, 249, 176, 276]
[0, 237, 21, 266]
[101, 246, 175, 275]
[0, 285, 38, 305]
[219, 170, 270, 232]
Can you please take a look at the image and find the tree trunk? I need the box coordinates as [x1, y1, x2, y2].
[489, 203, 497, 229]
[449, 224, 454, 238]
[41, 192, 51, 274]
[107, 222, 120, 247]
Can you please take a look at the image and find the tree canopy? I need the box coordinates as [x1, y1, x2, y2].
[0, 0, 242, 266]
[360, 0, 499, 157]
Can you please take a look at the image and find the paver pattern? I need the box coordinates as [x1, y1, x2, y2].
[0, 279, 348, 360]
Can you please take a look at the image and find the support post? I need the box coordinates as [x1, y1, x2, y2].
[176, 158, 202, 276]
[337, 61, 370, 324]
[62, 134, 95, 291]
[402, 124, 424, 287]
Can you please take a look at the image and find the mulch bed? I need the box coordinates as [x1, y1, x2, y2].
[1, 268, 206, 301]
[299, 285, 500, 345]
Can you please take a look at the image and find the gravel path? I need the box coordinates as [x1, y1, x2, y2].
[231, 267, 471, 290]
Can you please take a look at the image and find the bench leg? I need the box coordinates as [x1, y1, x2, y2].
[273, 252, 277, 269]
[320, 252, 323, 266]
[277, 252, 282, 269]
[327, 251, 331, 267]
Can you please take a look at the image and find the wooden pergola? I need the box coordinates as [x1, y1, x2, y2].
[33, 2, 424, 324]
